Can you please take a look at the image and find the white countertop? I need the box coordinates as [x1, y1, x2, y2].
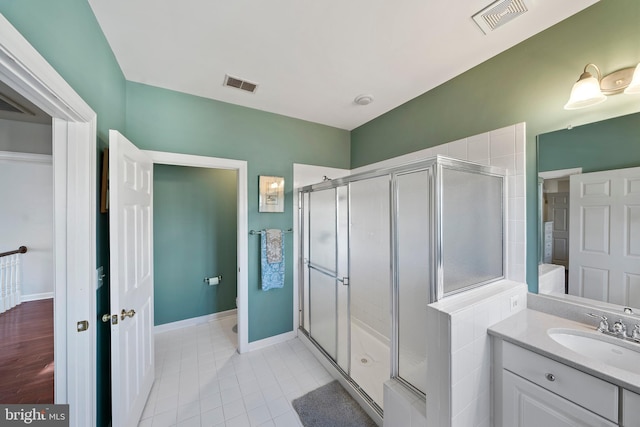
[488, 308, 640, 394]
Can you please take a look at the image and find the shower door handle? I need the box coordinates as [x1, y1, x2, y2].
[307, 262, 347, 285]
[338, 277, 349, 286]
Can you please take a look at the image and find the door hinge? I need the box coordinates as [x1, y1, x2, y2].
[77, 320, 89, 332]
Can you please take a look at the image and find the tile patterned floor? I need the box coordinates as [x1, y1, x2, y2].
[138, 316, 334, 427]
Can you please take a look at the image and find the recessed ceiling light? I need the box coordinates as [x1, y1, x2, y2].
[354, 94, 374, 106]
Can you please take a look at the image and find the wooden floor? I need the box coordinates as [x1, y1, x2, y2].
[0, 299, 54, 403]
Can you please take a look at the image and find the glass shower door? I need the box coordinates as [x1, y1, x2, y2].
[395, 170, 431, 394]
[307, 188, 337, 359]
[349, 175, 391, 409]
[306, 187, 349, 372]
[440, 166, 504, 296]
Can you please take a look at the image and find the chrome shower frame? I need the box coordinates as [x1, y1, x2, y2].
[297, 155, 506, 414]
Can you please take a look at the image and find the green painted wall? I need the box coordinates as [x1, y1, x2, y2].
[538, 112, 640, 173]
[0, 0, 126, 142]
[153, 164, 238, 325]
[350, 0, 640, 291]
[0, 3, 126, 426]
[125, 81, 350, 341]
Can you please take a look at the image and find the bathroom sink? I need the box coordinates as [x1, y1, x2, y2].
[547, 328, 640, 375]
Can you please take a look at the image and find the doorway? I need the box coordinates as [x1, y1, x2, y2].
[0, 14, 98, 426]
[545, 190, 570, 268]
[0, 150, 54, 403]
[153, 163, 238, 335]
[0, 84, 55, 403]
[538, 168, 582, 293]
[145, 150, 249, 353]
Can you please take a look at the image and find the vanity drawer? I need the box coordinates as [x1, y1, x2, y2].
[623, 389, 640, 427]
[503, 341, 618, 422]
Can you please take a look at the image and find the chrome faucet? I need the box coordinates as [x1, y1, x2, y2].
[586, 314, 640, 344]
[612, 319, 628, 338]
[586, 313, 609, 333]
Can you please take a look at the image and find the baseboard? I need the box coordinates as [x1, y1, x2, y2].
[154, 309, 237, 334]
[245, 330, 297, 352]
[0, 151, 52, 163]
[21, 292, 54, 302]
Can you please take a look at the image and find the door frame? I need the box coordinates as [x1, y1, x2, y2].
[0, 14, 97, 427]
[145, 150, 249, 352]
[538, 168, 582, 270]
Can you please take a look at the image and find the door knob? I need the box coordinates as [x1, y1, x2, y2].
[121, 309, 136, 320]
[102, 314, 118, 324]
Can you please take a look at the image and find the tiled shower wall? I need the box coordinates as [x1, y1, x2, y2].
[350, 123, 527, 427]
[426, 281, 528, 427]
[423, 124, 527, 427]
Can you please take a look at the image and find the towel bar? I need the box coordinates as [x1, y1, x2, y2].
[249, 228, 293, 235]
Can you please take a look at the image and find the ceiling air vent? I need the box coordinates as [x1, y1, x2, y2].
[223, 74, 258, 93]
[472, 0, 528, 34]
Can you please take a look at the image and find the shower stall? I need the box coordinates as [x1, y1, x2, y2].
[298, 156, 505, 415]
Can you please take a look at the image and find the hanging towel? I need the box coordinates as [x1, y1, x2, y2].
[261, 229, 285, 290]
[266, 229, 283, 263]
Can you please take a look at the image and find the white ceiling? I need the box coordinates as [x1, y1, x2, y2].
[88, 0, 598, 131]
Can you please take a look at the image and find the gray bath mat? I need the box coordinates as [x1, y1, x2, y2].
[292, 380, 377, 427]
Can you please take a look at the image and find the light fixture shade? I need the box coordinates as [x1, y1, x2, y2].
[624, 63, 640, 94]
[564, 74, 607, 110]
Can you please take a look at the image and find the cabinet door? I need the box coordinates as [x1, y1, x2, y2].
[623, 389, 640, 427]
[502, 370, 616, 427]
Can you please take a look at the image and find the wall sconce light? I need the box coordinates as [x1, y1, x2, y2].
[564, 63, 640, 110]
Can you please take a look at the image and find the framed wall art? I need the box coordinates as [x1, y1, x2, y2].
[259, 175, 284, 212]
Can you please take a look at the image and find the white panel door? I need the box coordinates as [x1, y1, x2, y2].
[547, 192, 570, 267]
[109, 130, 155, 427]
[569, 167, 640, 307]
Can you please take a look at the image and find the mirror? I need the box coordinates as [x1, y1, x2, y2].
[537, 111, 640, 312]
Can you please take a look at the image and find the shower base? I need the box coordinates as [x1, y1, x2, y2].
[350, 320, 390, 409]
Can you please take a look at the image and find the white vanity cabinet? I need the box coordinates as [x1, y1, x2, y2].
[503, 370, 616, 427]
[623, 389, 640, 427]
[496, 341, 618, 426]
[490, 309, 640, 427]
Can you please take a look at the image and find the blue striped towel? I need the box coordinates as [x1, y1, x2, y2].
[261, 229, 285, 290]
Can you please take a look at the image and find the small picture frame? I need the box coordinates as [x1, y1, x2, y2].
[259, 175, 285, 213]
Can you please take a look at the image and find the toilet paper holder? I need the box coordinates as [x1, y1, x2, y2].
[204, 276, 222, 286]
